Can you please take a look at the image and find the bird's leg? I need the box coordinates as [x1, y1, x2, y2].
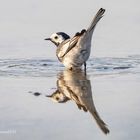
[84, 62, 87, 75]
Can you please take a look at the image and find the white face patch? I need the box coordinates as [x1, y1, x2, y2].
[50, 33, 64, 45]
[50, 92, 66, 103]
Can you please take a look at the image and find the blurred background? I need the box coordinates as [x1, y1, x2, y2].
[0, 0, 140, 59]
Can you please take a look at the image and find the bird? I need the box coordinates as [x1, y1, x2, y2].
[46, 69, 110, 134]
[45, 8, 105, 71]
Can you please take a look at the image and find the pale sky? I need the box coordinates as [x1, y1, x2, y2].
[0, 0, 140, 58]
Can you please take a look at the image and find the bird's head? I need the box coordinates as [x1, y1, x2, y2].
[44, 32, 70, 46]
[46, 90, 70, 103]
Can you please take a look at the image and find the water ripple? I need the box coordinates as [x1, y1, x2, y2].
[0, 55, 140, 77]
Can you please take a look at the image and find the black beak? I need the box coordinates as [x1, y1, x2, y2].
[44, 38, 51, 41]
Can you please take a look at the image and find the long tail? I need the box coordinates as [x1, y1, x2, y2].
[89, 107, 110, 134]
[78, 8, 105, 47]
[87, 8, 105, 33]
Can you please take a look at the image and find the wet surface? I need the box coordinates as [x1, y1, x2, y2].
[0, 0, 140, 139]
[30, 70, 110, 134]
[0, 55, 140, 77]
[0, 55, 140, 140]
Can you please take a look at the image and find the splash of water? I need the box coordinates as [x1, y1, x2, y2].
[0, 55, 140, 77]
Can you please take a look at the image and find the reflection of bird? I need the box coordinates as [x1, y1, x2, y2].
[45, 8, 105, 70]
[47, 70, 109, 134]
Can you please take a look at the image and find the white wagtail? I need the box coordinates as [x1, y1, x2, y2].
[47, 70, 109, 134]
[45, 8, 105, 70]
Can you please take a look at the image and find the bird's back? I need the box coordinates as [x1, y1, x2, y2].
[56, 34, 89, 69]
[56, 8, 105, 70]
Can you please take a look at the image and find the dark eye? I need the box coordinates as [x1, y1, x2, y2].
[54, 36, 58, 39]
[55, 97, 60, 101]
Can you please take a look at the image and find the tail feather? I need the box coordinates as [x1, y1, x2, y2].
[78, 8, 105, 47]
[90, 109, 110, 134]
[87, 8, 105, 32]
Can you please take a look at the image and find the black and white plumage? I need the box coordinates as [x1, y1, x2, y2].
[45, 8, 105, 70]
[47, 70, 109, 134]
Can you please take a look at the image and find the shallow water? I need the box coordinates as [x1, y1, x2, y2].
[0, 55, 140, 140]
[0, 55, 140, 77]
[0, 0, 140, 139]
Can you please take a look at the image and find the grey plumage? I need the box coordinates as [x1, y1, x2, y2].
[47, 70, 109, 134]
[45, 8, 105, 70]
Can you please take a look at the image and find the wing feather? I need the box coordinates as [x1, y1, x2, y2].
[57, 36, 80, 60]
